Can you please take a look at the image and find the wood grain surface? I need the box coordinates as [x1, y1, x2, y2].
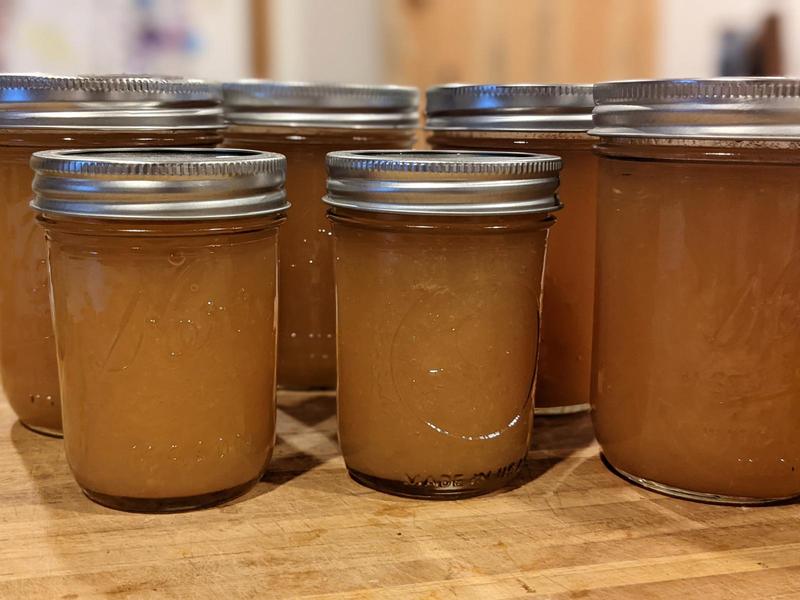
[1, 391, 799, 599]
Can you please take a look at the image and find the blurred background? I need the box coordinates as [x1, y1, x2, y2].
[0, 0, 794, 87]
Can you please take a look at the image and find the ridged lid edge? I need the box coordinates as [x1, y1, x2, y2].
[223, 80, 418, 106]
[326, 150, 562, 177]
[593, 78, 800, 104]
[427, 83, 594, 108]
[0, 73, 220, 98]
[31, 148, 284, 178]
[425, 83, 594, 132]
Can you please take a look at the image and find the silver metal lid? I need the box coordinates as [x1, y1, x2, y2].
[0, 74, 223, 130]
[592, 77, 800, 140]
[31, 148, 288, 221]
[426, 84, 594, 132]
[324, 150, 562, 216]
[222, 80, 419, 129]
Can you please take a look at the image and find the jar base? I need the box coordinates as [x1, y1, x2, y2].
[80, 478, 259, 513]
[535, 402, 590, 416]
[21, 420, 63, 438]
[603, 455, 799, 506]
[347, 468, 512, 500]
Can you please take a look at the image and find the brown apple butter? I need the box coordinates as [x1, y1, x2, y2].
[326, 150, 562, 499]
[222, 82, 418, 390]
[0, 75, 222, 436]
[591, 78, 800, 503]
[426, 84, 597, 414]
[31, 148, 287, 512]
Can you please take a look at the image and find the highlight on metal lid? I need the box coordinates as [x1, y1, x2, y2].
[324, 149, 562, 216]
[31, 147, 288, 221]
[222, 80, 420, 129]
[0, 73, 223, 130]
[591, 77, 800, 140]
[426, 83, 594, 132]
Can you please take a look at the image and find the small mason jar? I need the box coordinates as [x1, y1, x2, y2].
[426, 84, 597, 415]
[222, 82, 418, 390]
[591, 78, 800, 504]
[0, 74, 222, 436]
[326, 150, 562, 499]
[31, 148, 287, 513]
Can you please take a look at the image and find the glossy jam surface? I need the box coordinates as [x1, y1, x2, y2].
[45, 217, 279, 512]
[224, 126, 414, 390]
[331, 209, 550, 498]
[593, 141, 800, 502]
[0, 129, 220, 435]
[429, 131, 597, 412]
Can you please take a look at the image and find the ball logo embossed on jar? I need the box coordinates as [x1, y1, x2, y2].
[93, 253, 226, 373]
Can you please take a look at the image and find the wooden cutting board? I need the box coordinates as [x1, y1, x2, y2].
[1, 391, 798, 599]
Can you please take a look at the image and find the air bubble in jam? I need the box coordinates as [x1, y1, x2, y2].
[168, 252, 186, 266]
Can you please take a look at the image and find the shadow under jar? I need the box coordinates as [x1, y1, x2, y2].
[591, 78, 800, 504]
[221, 81, 418, 390]
[326, 150, 562, 499]
[0, 74, 223, 436]
[31, 148, 288, 513]
[426, 84, 598, 415]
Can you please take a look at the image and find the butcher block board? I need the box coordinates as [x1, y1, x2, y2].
[1, 391, 799, 599]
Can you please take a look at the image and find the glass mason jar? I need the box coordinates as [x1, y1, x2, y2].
[326, 150, 562, 499]
[0, 74, 223, 436]
[31, 148, 287, 513]
[591, 78, 800, 504]
[222, 81, 418, 390]
[426, 84, 597, 415]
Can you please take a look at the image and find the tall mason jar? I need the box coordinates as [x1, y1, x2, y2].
[591, 78, 800, 504]
[0, 75, 222, 436]
[426, 84, 597, 415]
[222, 82, 418, 390]
[326, 150, 562, 499]
[32, 148, 287, 512]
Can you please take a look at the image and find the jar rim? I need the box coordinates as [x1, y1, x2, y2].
[591, 77, 800, 140]
[426, 83, 594, 132]
[222, 80, 419, 129]
[0, 73, 222, 130]
[31, 147, 289, 221]
[324, 149, 562, 216]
